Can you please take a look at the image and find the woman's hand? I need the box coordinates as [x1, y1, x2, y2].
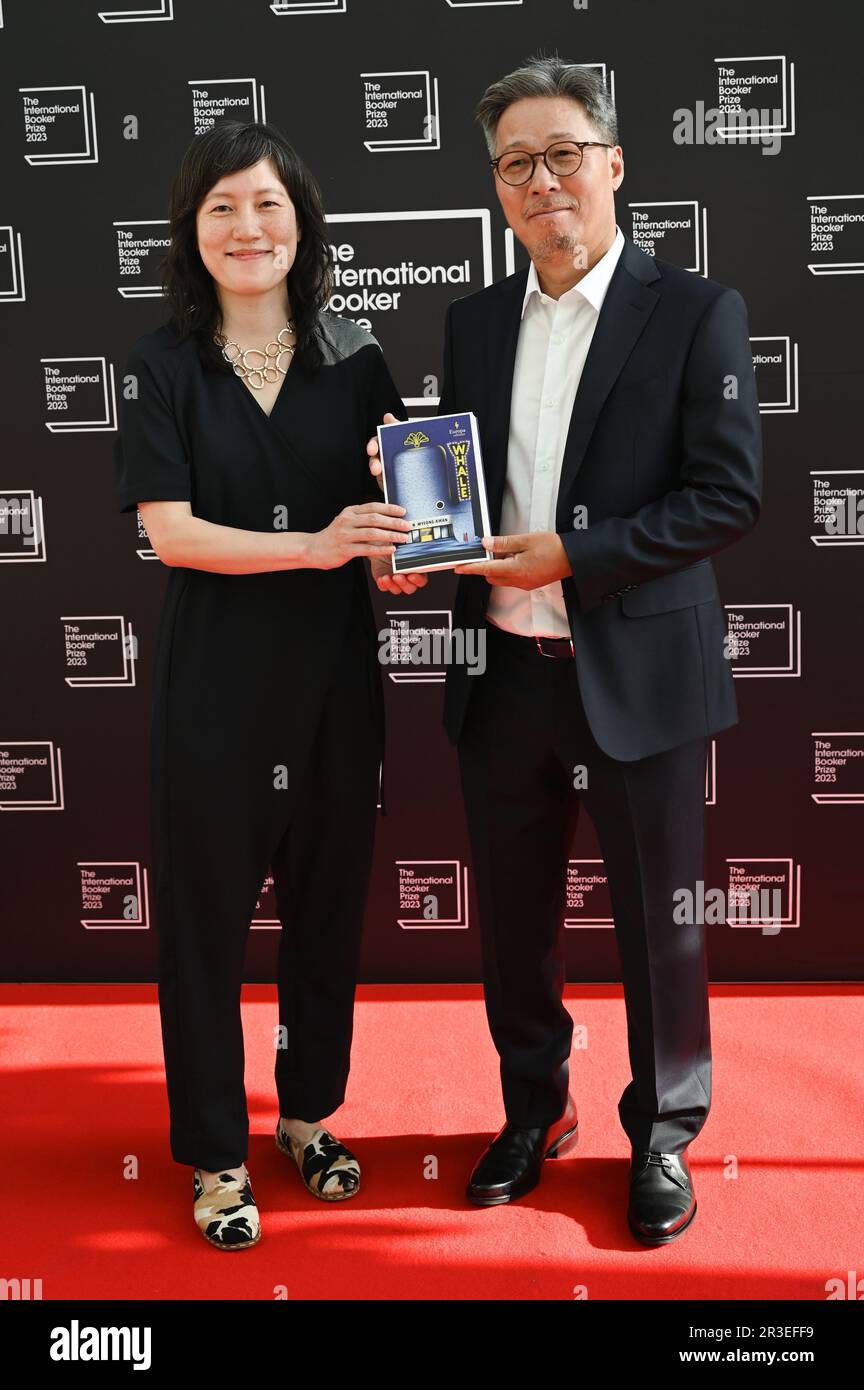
[307, 501, 411, 570]
[369, 556, 429, 594]
[366, 411, 400, 493]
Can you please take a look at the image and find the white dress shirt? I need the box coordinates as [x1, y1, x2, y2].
[486, 224, 626, 638]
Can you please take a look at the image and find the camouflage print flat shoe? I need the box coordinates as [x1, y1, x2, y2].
[275, 1121, 361, 1200]
[192, 1166, 262, 1249]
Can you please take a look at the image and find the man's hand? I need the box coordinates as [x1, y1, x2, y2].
[366, 411, 400, 494]
[369, 555, 429, 595]
[453, 531, 572, 589]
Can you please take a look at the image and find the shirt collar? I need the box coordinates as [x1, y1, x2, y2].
[520, 225, 625, 320]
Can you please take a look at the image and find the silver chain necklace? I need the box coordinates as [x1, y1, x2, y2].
[214, 319, 296, 389]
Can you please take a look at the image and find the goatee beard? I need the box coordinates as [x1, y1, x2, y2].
[531, 228, 582, 262]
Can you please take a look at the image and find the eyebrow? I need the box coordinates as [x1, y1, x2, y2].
[204, 187, 285, 201]
[498, 131, 578, 153]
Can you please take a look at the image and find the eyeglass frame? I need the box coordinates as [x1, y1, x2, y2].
[489, 139, 614, 185]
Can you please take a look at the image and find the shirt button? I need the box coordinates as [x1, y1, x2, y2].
[542, 397, 557, 408]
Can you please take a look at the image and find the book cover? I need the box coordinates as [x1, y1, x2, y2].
[376, 412, 492, 574]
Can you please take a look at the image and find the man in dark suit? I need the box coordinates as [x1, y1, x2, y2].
[369, 57, 762, 1244]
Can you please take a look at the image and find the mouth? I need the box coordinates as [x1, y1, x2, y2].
[227, 250, 271, 259]
[531, 208, 570, 219]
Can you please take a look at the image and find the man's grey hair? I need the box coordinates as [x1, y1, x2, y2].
[475, 54, 619, 157]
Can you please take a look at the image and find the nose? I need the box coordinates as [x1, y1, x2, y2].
[527, 157, 561, 197]
[233, 206, 264, 239]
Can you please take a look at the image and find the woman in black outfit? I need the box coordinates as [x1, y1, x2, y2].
[113, 121, 409, 1249]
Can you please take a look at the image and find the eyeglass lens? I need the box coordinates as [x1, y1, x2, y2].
[497, 143, 583, 185]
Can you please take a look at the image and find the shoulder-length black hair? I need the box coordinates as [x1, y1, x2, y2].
[161, 120, 334, 374]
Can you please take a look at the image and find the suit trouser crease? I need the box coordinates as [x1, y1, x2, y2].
[457, 624, 711, 1152]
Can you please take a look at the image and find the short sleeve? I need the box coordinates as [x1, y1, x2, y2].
[113, 341, 192, 514]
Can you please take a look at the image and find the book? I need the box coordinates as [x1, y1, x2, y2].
[376, 412, 492, 574]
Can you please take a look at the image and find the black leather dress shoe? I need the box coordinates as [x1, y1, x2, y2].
[466, 1094, 579, 1206]
[627, 1149, 697, 1245]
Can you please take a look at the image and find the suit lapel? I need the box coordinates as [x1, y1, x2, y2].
[479, 268, 528, 533]
[554, 239, 661, 523]
[471, 239, 662, 534]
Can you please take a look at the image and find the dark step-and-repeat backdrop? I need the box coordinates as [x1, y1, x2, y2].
[2, 1, 861, 982]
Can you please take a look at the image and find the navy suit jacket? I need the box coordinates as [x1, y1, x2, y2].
[437, 235, 763, 761]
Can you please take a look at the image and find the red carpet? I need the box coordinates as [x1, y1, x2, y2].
[4, 984, 862, 1300]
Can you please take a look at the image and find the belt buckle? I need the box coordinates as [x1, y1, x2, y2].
[534, 634, 574, 659]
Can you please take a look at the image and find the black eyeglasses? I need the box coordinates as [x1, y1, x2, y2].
[490, 140, 613, 186]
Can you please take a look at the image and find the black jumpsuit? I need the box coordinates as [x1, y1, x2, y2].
[114, 312, 405, 1171]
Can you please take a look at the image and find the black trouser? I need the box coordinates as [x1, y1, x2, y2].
[457, 620, 711, 1154]
[152, 616, 381, 1172]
